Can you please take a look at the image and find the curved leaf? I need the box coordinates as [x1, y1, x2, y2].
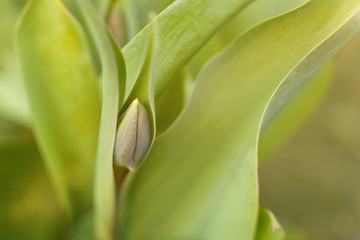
[189, 0, 310, 74]
[0, 0, 30, 126]
[155, 69, 193, 135]
[16, 0, 101, 217]
[259, 62, 332, 160]
[78, 0, 126, 239]
[255, 209, 285, 240]
[0, 57, 31, 126]
[122, 0, 254, 97]
[120, 0, 173, 40]
[117, 1, 360, 239]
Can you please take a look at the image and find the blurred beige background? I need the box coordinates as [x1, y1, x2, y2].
[260, 32, 360, 240]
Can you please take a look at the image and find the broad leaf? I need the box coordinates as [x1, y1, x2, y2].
[16, 0, 101, 217]
[122, 0, 254, 97]
[0, 58, 31, 126]
[0, 1, 30, 126]
[117, 1, 360, 239]
[259, 63, 332, 160]
[189, 0, 310, 74]
[155, 69, 192, 135]
[0, 142, 57, 240]
[120, 0, 173, 40]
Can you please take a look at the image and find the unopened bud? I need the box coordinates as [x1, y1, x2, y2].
[114, 99, 150, 169]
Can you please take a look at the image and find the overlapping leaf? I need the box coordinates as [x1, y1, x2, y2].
[151, 0, 311, 135]
[122, 0, 254, 97]
[189, 0, 310, 74]
[78, 0, 126, 239]
[117, 1, 360, 239]
[259, 63, 332, 159]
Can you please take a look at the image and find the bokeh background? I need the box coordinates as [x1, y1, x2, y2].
[2, 0, 360, 239]
[260, 32, 360, 240]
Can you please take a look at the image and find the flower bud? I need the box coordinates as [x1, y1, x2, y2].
[114, 99, 150, 169]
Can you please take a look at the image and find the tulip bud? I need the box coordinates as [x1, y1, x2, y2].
[114, 99, 150, 169]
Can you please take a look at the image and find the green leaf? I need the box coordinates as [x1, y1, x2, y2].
[255, 209, 285, 240]
[189, 0, 310, 75]
[62, 0, 112, 20]
[259, 62, 332, 160]
[89, 0, 112, 17]
[0, 142, 57, 240]
[122, 0, 254, 98]
[119, 0, 173, 40]
[0, 58, 31, 126]
[220, 0, 310, 42]
[16, 0, 101, 217]
[114, 14, 159, 172]
[0, 1, 30, 126]
[154, 69, 192, 135]
[68, 212, 95, 240]
[78, 0, 126, 239]
[117, 1, 360, 239]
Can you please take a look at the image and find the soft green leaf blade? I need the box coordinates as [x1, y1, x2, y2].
[117, 1, 360, 239]
[108, 30, 127, 111]
[68, 212, 94, 240]
[0, 1, 30, 126]
[255, 209, 285, 240]
[62, 0, 112, 19]
[189, 0, 310, 75]
[220, 0, 310, 42]
[0, 59, 31, 126]
[155, 69, 193, 135]
[16, 0, 101, 216]
[259, 62, 332, 160]
[147, 0, 311, 133]
[78, 0, 126, 239]
[122, 0, 254, 97]
[0, 0, 21, 65]
[120, 0, 173, 40]
[123, 0, 311, 133]
[89, 0, 112, 17]
[0, 140, 57, 240]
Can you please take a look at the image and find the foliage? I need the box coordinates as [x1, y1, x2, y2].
[1, 0, 360, 239]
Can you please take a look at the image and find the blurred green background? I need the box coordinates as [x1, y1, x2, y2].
[2, 0, 360, 239]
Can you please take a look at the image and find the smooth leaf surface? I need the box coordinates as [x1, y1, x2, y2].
[259, 62, 332, 160]
[0, 141, 57, 240]
[120, 0, 173, 40]
[154, 69, 192, 135]
[78, 0, 125, 239]
[122, 0, 253, 97]
[89, 0, 112, 17]
[0, 57, 31, 126]
[157, 0, 311, 136]
[68, 212, 94, 240]
[16, 0, 101, 217]
[189, 0, 310, 75]
[255, 209, 285, 240]
[117, 1, 360, 239]
[220, 0, 310, 42]
[0, 0, 30, 126]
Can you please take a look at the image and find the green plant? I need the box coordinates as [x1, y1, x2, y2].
[1, 0, 360, 239]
